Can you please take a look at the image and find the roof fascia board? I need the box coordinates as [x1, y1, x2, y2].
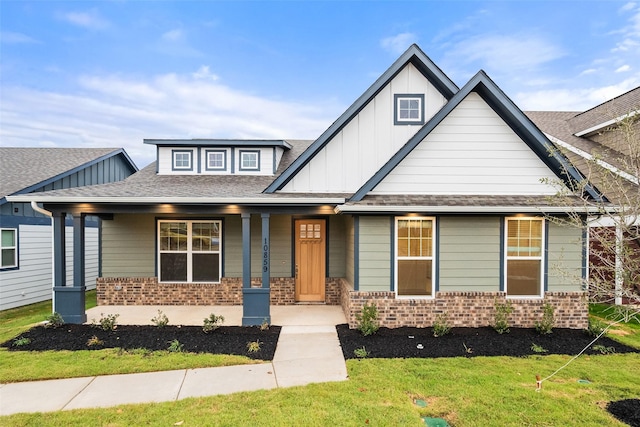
[11, 149, 137, 197]
[144, 139, 293, 150]
[6, 195, 346, 205]
[574, 110, 639, 137]
[350, 70, 604, 202]
[335, 204, 604, 214]
[264, 44, 459, 193]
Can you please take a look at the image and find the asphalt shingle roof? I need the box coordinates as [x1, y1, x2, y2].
[0, 147, 121, 199]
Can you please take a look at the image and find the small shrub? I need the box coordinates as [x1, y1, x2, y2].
[92, 313, 119, 331]
[203, 313, 225, 333]
[531, 343, 548, 353]
[167, 339, 183, 352]
[151, 310, 169, 328]
[86, 335, 104, 347]
[354, 346, 370, 358]
[260, 318, 270, 331]
[586, 318, 606, 337]
[534, 303, 555, 335]
[246, 340, 261, 353]
[493, 301, 513, 334]
[44, 312, 64, 328]
[12, 336, 31, 347]
[355, 303, 379, 336]
[432, 314, 452, 337]
[592, 344, 616, 354]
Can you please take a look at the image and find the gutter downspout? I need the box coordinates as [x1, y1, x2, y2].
[31, 202, 55, 310]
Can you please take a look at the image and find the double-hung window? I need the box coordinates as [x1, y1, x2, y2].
[1, 228, 17, 269]
[394, 94, 425, 125]
[158, 220, 221, 282]
[395, 217, 435, 297]
[505, 217, 544, 297]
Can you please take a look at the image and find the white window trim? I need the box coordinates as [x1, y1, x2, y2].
[0, 228, 18, 269]
[504, 217, 545, 299]
[239, 150, 260, 171]
[157, 220, 222, 283]
[172, 150, 193, 171]
[394, 94, 425, 125]
[394, 216, 436, 299]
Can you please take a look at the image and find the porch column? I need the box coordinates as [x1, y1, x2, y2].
[242, 213, 271, 325]
[54, 213, 87, 324]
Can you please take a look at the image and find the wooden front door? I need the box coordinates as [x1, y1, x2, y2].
[295, 219, 326, 302]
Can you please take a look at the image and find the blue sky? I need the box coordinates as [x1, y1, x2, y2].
[1, 1, 639, 168]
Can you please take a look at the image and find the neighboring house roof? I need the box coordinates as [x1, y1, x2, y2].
[567, 87, 640, 136]
[0, 147, 138, 204]
[265, 44, 458, 193]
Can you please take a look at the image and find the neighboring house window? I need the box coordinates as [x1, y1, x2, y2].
[239, 150, 260, 171]
[505, 217, 544, 297]
[172, 150, 193, 171]
[158, 220, 221, 283]
[206, 150, 226, 171]
[395, 217, 435, 297]
[1, 228, 17, 269]
[394, 94, 425, 125]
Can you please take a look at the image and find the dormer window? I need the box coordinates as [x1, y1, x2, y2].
[239, 150, 260, 171]
[394, 94, 425, 125]
[206, 150, 227, 171]
[172, 150, 193, 171]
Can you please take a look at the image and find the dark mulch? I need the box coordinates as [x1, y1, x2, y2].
[336, 324, 639, 359]
[607, 399, 640, 427]
[2, 324, 281, 360]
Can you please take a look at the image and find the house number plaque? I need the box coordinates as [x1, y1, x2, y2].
[263, 238, 269, 273]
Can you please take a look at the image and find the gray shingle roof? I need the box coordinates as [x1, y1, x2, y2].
[0, 147, 121, 199]
[347, 194, 589, 208]
[567, 87, 640, 134]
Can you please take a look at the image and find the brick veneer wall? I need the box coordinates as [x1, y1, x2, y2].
[340, 282, 588, 330]
[97, 277, 343, 306]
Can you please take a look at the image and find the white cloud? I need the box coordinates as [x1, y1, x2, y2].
[192, 66, 219, 81]
[0, 31, 39, 44]
[447, 34, 565, 71]
[616, 64, 631, 73]
[60, 10, 110, 30]
[621, 2, 637, 12]
[380, 33, 417, 54]
[162, 29, 183, 42]
[0, 70, 341, 168]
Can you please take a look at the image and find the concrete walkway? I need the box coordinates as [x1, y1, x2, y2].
[0, 306, 349, 416]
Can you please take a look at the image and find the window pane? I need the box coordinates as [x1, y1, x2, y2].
[398, 260, 432, 296]
[2, 249, 16, 267]
[397, 220, 409, 237]
[1, 230, 15, 247]
[409, 237, 421, 256]
[397, 239, 409, 257]
[421, 238, 432, 257]
[193, 253, 219, 282]
[409, 99, 419, 109]
[507, 259, 541, 296]
[160, 253, 187, 281]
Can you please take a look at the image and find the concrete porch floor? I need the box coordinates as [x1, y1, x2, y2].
[85, 305, 347, 326]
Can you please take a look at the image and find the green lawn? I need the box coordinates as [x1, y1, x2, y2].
[1, 300, 639, 426]
[589, 303, 640, 349]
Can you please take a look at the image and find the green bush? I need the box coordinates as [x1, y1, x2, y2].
[151, 310, 169, 328]
[492, 301, 513, 334]
[355, 303, 379, 336]
[587, 318, 606, 337]
[44, 312, 64, 328]
[92, 313, 119, 331]
[534, 304, 555, 335]
[203, 313, 225, 333]
[432, 314, 452, 337]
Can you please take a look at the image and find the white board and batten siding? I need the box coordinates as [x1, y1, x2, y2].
[281, 63, 448, 193]
[0, 224, 99, 311]
[371, 92, 562, 195]
[156, 146, 281, 175]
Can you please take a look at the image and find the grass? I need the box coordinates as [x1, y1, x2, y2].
[1, 300, 639, 425]
[2, 354, 639, 426]
[589, 303, 640, 349]
[0, 291, 256, 383]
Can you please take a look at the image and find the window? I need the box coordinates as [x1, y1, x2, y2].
[395, 217, 435, 297]
[239, 150, 260, 171]
[206, 150, 226, 171]
[505, 217, 544, 297]
[1, 228, 17, 269]
[172, 150, 193, 171]
[158, 220, 221, 282]
[394, 94, 425, 125]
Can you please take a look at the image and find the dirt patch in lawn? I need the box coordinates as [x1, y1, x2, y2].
[336, 324, 639, 359]
[2, 324, 280, 361]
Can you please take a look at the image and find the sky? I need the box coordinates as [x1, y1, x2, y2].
[1, 1, 639, 168]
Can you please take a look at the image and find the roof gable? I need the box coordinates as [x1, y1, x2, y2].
[350, 70, 603, 202]
[264, 44, 458, 193]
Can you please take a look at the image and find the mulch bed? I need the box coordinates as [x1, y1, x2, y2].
[607, 399, 640, 427]
[2, 324, 281, 360]
[335, 324, 639, 359]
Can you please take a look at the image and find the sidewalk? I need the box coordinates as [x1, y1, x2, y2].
[0, 308, 349, 416]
